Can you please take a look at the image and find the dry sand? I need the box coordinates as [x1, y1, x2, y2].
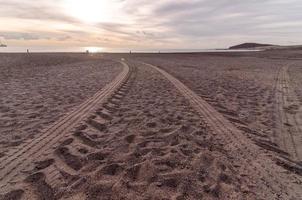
[134, 53, 302, 164]
[0, 54, 122, 155]
[135, 55, 282, 142]
[0, 52, 302, 199]
[289, 62, 302, 105]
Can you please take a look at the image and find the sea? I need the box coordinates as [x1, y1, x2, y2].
[0, 46, 260, 53]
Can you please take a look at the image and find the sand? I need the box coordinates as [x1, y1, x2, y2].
[289, 62, 302, 104]
[134, 53, 302, 162]
[0, 51, 302, 199]
[0, 54, 122, 154]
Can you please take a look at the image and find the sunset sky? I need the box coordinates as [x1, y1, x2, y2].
[1, 0, 302, 51]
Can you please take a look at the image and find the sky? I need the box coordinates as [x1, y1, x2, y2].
[0, 0, 302, 51]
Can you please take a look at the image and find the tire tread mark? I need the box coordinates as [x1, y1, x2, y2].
[0, 61, 130, 192]
[275, 64, 302, 161]
[145, 62, 302, 199]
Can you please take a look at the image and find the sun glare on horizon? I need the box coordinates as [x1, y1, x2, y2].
[64, 0, 121, 24]
[85, 46, 103, 53]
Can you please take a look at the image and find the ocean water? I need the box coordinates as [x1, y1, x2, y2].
[0, 46, 87, 53]
[0, 46, 260, 53]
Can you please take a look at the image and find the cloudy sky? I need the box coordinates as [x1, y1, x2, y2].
[0, 0, 302, 50]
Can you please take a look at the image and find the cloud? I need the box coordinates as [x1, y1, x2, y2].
[0, 31, 77, 42]
[0, 0, 78, 23]
[1, 0, 302, 49]
[0, 32, 48, 40]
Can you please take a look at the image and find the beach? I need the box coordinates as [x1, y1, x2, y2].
[0, 51, 302, 199]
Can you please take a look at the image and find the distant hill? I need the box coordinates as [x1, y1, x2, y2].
[229, 43, 275, 49]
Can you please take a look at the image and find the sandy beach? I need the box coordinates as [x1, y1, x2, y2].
[0, 51, 302, 199]
[0, 54, 122, 155]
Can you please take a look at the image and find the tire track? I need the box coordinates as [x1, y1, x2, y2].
[275, 63, 302, 161]
[48, 65, 136, 196]
[0, 61, 130, 192]
[144, 62, 302, 199]
[144, 62, 258, 150]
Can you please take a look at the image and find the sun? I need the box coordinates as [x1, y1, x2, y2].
[85, 46, 103, 53]
[64, 0, 120, 24]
